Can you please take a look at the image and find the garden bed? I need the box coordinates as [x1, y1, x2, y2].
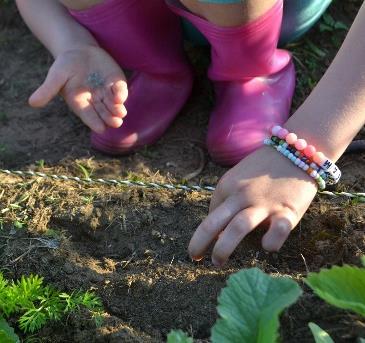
[0, 1, 364, 342]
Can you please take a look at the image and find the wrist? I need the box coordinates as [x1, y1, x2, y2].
[51, 41, 99, 58]
[284, 113, 345, 163]
[263, 125, 342, 189]
[260, 145, 319, 188]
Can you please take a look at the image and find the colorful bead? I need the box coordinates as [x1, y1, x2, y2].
[313, 152, 326, 166]
[295, 139, 307, 151]
[310, 170, 318, 178]
[277, 128, 289, 139]
[264, 127, 342, 190]
[271, 125, 282, 136]
[304, 145, 316, 158]
[310, 162, 318, 170]
[286, 133, 297, 145]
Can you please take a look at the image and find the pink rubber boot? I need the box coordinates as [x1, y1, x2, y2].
[167, 0, 295, 166]
[69, 0, 193, 154]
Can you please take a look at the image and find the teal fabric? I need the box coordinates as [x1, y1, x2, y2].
[183, 0, 332, 46]
[280, 0, 332, 45]
[198, 0, 241, 2]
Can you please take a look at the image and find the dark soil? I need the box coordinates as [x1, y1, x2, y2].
[0, 1, 364, 342]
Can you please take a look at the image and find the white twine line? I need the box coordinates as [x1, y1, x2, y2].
[1, 169, 364, 202]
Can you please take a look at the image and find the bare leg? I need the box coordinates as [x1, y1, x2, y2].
[59, 0, 104, 11]
[169, 0, 295, 166]
[179, 0, 277, 26]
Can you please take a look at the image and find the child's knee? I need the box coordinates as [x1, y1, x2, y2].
[180, 0, 246, 26]
[59, 0, 105, 11]
[179, 0, 203, 15]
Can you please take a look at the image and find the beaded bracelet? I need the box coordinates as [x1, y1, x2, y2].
[268, 137, 329, 181]
[270, 125, 341, 184]
[264, 138, 327, 190]
[269, 136, 334, 184]
[264, 125, 342, 190]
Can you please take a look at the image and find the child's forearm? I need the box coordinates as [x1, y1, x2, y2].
[286, 2, 365, 161]
[16, 0, 98, 57]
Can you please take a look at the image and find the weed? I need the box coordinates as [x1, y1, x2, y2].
[81, 194, 95, 204]
[125, 171, 146, 183]
[0, 144, 7, 154]
[35, 160, 45, 169]
[0, 112, 8, 124]
[44, 228, 61, 240]
[0, 194, 31, 231]
[0, 272, 103, 342]
[320, 13, 349, 33]
[77, 163, 92, 179]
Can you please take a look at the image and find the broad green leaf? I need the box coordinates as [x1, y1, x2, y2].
[305, 265, 365, 317]
[0, 317, 20, 343]
[167, 330, 193, 343]
[211, 268, 302, 343]
[358, 338, 365, 343]
[308, 323, 334, 343]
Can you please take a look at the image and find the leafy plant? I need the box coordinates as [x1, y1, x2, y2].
[0, 272, 103, 340]
[211, 269, 302, 343]
[308, 323, 334, 343]
[169, 259, 365, 343]
[169, 268, 302, 343]
[305, 265, 365, 317]
[304, 264, 365, 341]
[167, 330, 193, 343]
[0, 317, 20, 343]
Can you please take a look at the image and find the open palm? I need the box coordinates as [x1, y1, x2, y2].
[29, 45, 128, 134]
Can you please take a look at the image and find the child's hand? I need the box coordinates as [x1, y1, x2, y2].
[189, 146, 318, 266]
[29, 45, 128, 134]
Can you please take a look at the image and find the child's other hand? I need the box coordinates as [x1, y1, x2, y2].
[189, 146, 318, 266]
[29, 45, 128, 134]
